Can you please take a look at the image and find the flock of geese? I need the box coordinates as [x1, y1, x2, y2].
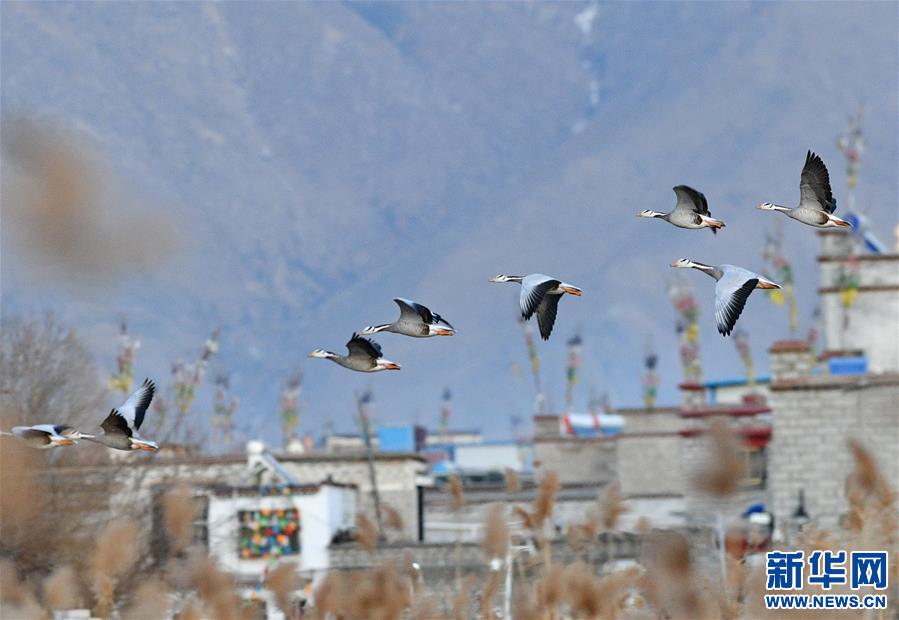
[3, 150, 847, 452]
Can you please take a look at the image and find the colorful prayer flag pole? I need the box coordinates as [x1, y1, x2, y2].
[668, 279, 703, 383]
[564, 333, 582, 411]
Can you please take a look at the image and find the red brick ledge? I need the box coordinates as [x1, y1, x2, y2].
[818, 285, 899, 294]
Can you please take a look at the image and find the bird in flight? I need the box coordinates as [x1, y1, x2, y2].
[638, 185, 725, 233]
[489, 273, 582, 340]
[309, 333, 401, 372]
[360, 298, 455, 337]
[670, 259, 780, 336]
[1, 424, 82, 449]
[81, 378, 159, 452]
[757, 150, 849, 228]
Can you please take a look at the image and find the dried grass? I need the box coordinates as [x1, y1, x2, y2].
[534, 471, 560, 526]
[448, 474, 465, 511]
[122, 575, 168, 620]
[504, 468, 520, 495]
[313, 571, 346, 620]
[162, 483, 201, 555]
[354, 513, 379, 554]
[266, 562, 300, 618]
[694, 419, 745, 497]
[189, 553, 240, 620]
[564, 562, 640, 619]
[513, 505, 536, 531]
[600, 481, 628, 531]
[479, 569, 501, 619]
[90, 518, 141, 617]
[41, 565, 81, 611]
[535, 563, 565, 614]
[482, 504, 509, 561]
[451, 574, 475, 620]
[0, 559, 43, 619]
[382, 504, 404, 532]
[345, 562, 410, 620]
[1, 118, 178, 287]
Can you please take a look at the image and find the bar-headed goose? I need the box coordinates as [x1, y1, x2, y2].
[308, 334, 401, 372]
[1, 424, 81, 449]
[638, 185, 725, 233]
[757, 150, 849, 228]
[489, 274, 582, 340]
[360, 298, 455, 337]
[81, 378, 159, 451]
[670, 259, 780, 336]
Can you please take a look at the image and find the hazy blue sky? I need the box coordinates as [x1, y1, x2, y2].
[2, 2, 897, 444]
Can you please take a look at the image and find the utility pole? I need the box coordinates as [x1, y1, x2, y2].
[356, 389, 384, 536]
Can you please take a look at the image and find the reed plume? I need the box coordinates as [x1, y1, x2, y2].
[162, 483, 201, 555]
[90, 518, 141, 618]
[355, 513, 379, 554]
[482, 503, 509, 562]
[41, 565, 81, 612]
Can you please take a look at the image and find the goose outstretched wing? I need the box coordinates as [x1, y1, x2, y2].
[346, 334, 382, 360]
[672, 185, 710, 216]
[799, 150, 835, 214]
[714, 274, 759, 336]
[117, 378, 155, 431]
[394, 298, 454, 329]
[101, 409, 133, 437]
[520, 275, 560, 320]
[12, 426, 52, 446]
[535, 294, 562, 340]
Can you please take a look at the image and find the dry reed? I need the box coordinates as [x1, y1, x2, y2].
[534, 471, 560, 526]
[90, 518, 141, 618]
[121, 576, 168, 620]
[382, 504, 405, 532]
[448, 474, 465, 511]
[41, 564, 81, 612]
[189, 553, 240, 620]
[482, 503, 509, 561]
[354, 513, 379, 554]
[313, 571, 346, 620]
[694, 419, 745, 497]
[600, 480, 628, 531]
[504, 468, 520, 495]
[162, 483, 201, 555]
[265, 562, 300, 619]
[479, 569, 501, 619]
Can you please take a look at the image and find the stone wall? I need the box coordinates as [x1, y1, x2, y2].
[533, 438, 616, 485]
[768, 378, 899, 530]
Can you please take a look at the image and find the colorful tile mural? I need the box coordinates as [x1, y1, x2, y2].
[238, 508, 300, 559]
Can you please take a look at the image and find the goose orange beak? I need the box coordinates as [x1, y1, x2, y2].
[758, 281, 781, 289]
[383, 362, 401, 370]
[435, 329, 454, 336]
[55, 439, 76, 446]
[562, 286, 582, 296]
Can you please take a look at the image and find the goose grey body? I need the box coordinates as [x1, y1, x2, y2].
[81, 378, 159, 452]
[361, 298, 455, 338]
[2, 424, 80, 449]
[670, 259, 781, 336]
[638, 185, 725, 233]
[757, 151, 850, 228]
[489, 273, 582, 340]
[308, 334, 401, 372]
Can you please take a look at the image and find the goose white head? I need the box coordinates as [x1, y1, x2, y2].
[489, 274, 518, 283]
[359, 325, 382, 336]
[756, 202, 777, 210]
[670, 258, 694, 268]
[637, 209, 663, 218]
[376, 359, 401, 371]
[308, 349, 330, 359]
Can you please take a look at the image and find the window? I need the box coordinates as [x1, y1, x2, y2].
[237, 508, 301, 559]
